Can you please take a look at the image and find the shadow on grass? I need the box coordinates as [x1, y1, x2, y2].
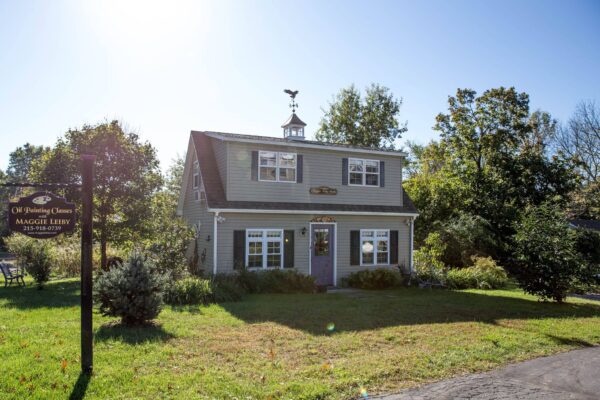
[545, 334, 596, 348]
[95, 321, 175, 345]
[221, 288, 600, 335]
[68, 372, 91, 400]
[0, 279, 80, 309]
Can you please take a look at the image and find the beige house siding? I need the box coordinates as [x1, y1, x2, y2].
[215, 213, 411, 285]
[181, 140, 214, 274]
[223, 140, 404, 206]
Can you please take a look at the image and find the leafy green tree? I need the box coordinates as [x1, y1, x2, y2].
[316, 84, 407, 149]
[513, 203, 581, 302]
[6, 143, 49, 181]
[144, 157, 194, 278]
[32, 120, 163, 270]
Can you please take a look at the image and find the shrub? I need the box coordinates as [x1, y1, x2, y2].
[211, 274, 246, 302]
[446, 257, 508, 290]
[346, 268, 401, 290]
[414, 232, 447, 283]
[513, 203, 581, 302]
[53, 238, 80, 277]
[146, 218, 195, 279]
[165, 277, 213, 305]
[236, 269, 316, 294]
[5, 235, 53, 289]
[94, 254, 167, 325]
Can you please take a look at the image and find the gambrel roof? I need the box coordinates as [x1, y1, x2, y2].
[178, 131, 418, 216]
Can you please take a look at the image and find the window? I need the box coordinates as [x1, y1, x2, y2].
[314, 229, 330, 256]
[349, 158, 379, 186]
[193, 160, 200, 200]
[360, 229, 389, 265]
[259, 151, 296, 182]
[246, 229, 283, 269]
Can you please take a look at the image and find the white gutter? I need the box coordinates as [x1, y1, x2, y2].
[203, 131, 408, 158]
[410, 216, 414, 274]
[207, 207, 419, 217]
[213, 211, 218, 275]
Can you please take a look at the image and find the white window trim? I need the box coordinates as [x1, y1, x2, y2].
[258, 151, 297, 183]
[348, 158, 380, 187]
[193, 190, 200, 202]
[245, 229, 284, 269]
[359, 229, 390, 266]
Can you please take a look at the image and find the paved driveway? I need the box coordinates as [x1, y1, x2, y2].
[375, 346, 600, 400]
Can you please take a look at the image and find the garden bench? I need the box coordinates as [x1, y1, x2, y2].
[0, 262, 25, 288]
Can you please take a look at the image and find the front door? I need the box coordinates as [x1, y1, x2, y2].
[311, 224, 335, 286]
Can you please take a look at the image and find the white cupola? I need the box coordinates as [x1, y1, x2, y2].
[282, 89, 306, 140]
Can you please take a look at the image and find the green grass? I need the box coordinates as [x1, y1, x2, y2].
[1, 280, 600, 399]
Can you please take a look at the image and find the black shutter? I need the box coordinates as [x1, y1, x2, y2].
[390, 230, 399, 264]
[380, 161, 385, 187]
[342, 158, 348, 185]
[233, 230, 246, 270]
[284, 230, 294, 268]
[297, 155, 303, 183]
[251, 151, 258, 181]
[350, 230, 360, 265]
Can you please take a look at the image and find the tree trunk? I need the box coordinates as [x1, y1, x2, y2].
[100, 218, 108, 271]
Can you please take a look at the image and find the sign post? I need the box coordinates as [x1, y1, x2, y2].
[4, 155, 96, 374]
[81, 154, 95, 374]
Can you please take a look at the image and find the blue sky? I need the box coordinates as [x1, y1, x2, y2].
[1, 0, 599, 172]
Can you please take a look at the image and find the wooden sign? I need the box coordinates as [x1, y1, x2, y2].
[309, 186, 338, 195]
[311, 216, 336, 223]
[9, 191, 76, 238]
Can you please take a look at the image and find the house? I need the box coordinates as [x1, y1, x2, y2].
[177, 110, 418, 286]
[569, 219, 600, 232]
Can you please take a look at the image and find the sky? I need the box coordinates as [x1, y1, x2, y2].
[0, 0, 599, 172]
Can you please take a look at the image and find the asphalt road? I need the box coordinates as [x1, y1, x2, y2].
[375, 346, 600, 400]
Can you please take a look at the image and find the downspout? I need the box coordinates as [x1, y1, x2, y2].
[409, 217, 414, 274]
[213, 211, 219, 275]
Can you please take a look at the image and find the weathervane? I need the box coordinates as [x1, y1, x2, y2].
[284, 89, 299, 113]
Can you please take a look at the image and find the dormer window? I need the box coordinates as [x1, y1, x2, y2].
[349, 158, 380, 186]
[259, 151, 297, 182]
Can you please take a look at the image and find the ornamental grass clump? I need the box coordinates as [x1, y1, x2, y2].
[94, 254, 167, 325]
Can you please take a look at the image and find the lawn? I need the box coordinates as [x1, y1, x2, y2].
[1, 280, 600, 399]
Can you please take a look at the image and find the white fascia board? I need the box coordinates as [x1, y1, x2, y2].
[204, 131, 408, 158]
[207, 207, 419, 217]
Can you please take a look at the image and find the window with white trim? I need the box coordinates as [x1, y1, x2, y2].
[349, 158, 380, 186]
[259, 151, 296, 182]
[360, 229, 389, 265]
[193, 161, 200, 201]
[246, 229, 284, 269]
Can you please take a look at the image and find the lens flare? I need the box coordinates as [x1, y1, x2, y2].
[359, 386, 368, 398]
[326, 322, 335, 332]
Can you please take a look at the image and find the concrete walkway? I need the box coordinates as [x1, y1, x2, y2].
[375, 346, 600, 400]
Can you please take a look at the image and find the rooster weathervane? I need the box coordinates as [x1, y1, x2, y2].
[284, 89, 299, 113]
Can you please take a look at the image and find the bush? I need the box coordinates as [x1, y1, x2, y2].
[236, 269, 316, 294]
[211, 274, 246, 302]
[346, 268, 402, 290]
[165, 277, 213, 305]
[94, 254, 167, 325]
[5, 235, 53, 288]
[513, 203, 581, 302]
[53, 238, 80, 277]
[414, 232, 447, 283]
[446, 257, 508, 290]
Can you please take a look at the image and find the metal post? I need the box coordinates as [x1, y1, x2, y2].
[81, 154, 95, 374]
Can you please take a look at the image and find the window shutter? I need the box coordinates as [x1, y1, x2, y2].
[350, 230, 360, 265]
[390, 230, 399, 264]
[297, 155, 303, 183]
[380, 161, 385, 187]
[284, 230, 294, 268]
[251, 151, 258, 181]
[342, 158, 348, 185]
[233, 230, 246, 270]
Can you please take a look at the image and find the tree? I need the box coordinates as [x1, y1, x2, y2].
[6, 143, 49, 181]
[33, 121, 163, 270]
[316, 84, 407, 149]
[512, 203, 581, 302]
[433, 88, 576, 250]
[554, 101, 600, 219]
